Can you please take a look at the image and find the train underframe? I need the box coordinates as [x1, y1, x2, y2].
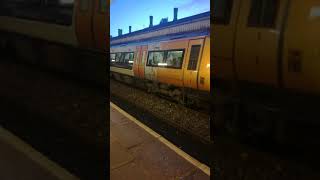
[213, 78, 320, 148]
[110, 71, 210, 111]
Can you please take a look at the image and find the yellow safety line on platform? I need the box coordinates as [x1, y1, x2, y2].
[110, 102, 211, 176]
[0, 126, 79, 180]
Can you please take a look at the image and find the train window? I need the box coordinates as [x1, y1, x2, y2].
[147, 51, 165, 66]
[248, 0, 263, 27]
[99, 0, 107, 13]
[111, 52, 134, 70]
[115, 53, 124, 63]
[248, 0, 279, 28]
[188, 45, 201, 70]
[147, 50, 184, 69]
[0, 0, 74, 25]
[80, 0, 89, 11]
[262, 0, 279, 27]
[166, 50, 184, 68]
[110, 53, 116, 63]
[213, 0, 233, 25]
[124, 52, 134, 65]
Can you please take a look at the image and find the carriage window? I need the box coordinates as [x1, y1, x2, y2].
[188, 45, 201, 70]
[248, 0, 263, 27]
[248, 0, 278, 28]
[111, 52, 134, 69]
[147, 50, 184, 68]
[0, 0, 74, 25]
[166, 50, 184, 68]
[213, 0, 233, 24]
[124, 52, 134, 65]
[99, 0, 107, 13]
[147, 51, 165, 66]
[80, 0, 89, 11]
[115, 53, 123, 63]
[110, 53, 116, 63]
[262, 0, 279, 27]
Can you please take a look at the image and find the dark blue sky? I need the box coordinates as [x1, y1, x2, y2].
[110, 0, 210, 37]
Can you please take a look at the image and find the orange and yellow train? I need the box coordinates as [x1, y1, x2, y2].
[213, 0, 320, 144]
[110, 32, 210, 104]
[0, 0, 107, 83]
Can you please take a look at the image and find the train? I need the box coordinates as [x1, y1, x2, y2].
[110, 32, 210, 106]
[0, 0, 107, 84]
[213, 0, 320, 145]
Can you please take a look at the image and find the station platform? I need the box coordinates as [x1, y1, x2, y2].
[0, 126, 78, 180]
[110, 102, 210, 179]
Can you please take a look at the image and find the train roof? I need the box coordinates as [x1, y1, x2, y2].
[110, 11, 210, 46]
[110, 29, 209, 48]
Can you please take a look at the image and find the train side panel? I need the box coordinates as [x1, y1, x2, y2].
[234, 0, 288, 87]
[183, 38, 205, 89]
[75, 0, 94, 48]
[283, 0, 320, 93]
[110, 45, 135, 77]
[92, 0, 107, 51]
[138, 45, 148, 79]
[212, 0, 241, 82]
[110, 35, 210, 93]
[155, 39, 189, 87]
[0, 17, 77, 47]
[198, 37, 210, 91]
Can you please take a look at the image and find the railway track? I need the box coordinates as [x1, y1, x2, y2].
[110, 77, 320, 179]
[110, 78, 211, 166]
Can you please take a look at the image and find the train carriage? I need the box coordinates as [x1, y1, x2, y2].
[110, 10, 210, 106]
[213, 0, 320, 145]
[110, 33, 210, 105]
[0, 0, 108, 84]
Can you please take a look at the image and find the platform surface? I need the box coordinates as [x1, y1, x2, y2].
[0, 126, 78, 180]
[110, 103, 210, 180]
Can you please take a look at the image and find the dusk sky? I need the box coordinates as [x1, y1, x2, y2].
[110, 0, 210, 37]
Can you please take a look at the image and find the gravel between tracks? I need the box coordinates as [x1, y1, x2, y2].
[110, 76, 320, 179]
[110, 79, 210, 142]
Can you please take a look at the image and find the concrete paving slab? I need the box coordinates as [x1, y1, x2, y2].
[0, 126, 79, 180]
[110, 161, 153, 180]
[182, 169, 210, 180]
[129, 140, 197, 179]
[110, 111, 155, 149]
[110, 103, 210, 180]
[110, 140, 134, 170]
[110, 108, 129, 126]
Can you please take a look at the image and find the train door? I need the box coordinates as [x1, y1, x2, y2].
[183, 39, 204, 89]
[133, 46, 141, 76]
[145, 45, 158, 81]
[213, 0, 241, 80]
[75, 0, 94, 48]
[283, 1, 320, 92]
[138, 45, 147, 79]
[93, 0, 107, 51]
[235, 0, 288, 86]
